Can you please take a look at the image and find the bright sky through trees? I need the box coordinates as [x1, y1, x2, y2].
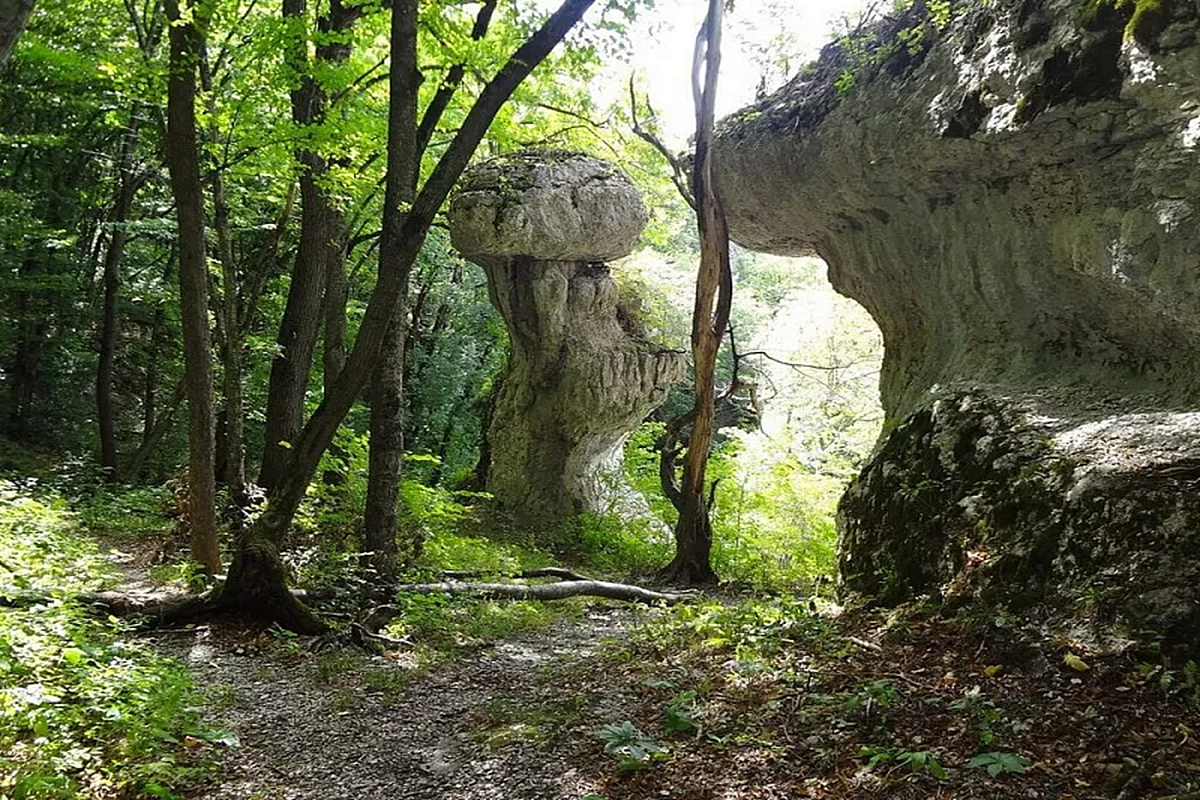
[625, 0, 868, 143]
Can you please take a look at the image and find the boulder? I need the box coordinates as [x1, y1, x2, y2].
[714, 0, 1200, 647]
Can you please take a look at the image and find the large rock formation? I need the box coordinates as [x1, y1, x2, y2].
[714, 0, 1200, 646]
[450, 151, 686, 522]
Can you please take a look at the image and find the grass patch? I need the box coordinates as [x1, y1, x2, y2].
[0, 480, 222, 799]
[470, 695, 588, 749]
[380, 593, 573, 656]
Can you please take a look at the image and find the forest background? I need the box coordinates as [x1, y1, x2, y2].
[0, 0, 884, 793]
[0, 0, 884, 590]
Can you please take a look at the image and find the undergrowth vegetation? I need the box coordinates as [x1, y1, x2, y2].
[567, 598, 1200, 798]
[0, 480, 226, 799]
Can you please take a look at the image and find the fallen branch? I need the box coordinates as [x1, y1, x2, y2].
[440, 567, 593, 582]
[393, 579, 688, 605]
[1, 588, 219, 623]
[848, 635, 883, 652]
[350, 578, 689, 645]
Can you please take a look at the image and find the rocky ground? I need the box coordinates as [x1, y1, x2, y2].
[140, 597, 1200, 800]
[150, 607, 636, 800]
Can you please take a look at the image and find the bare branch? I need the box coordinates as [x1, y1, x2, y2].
[628, 75, 696, 210]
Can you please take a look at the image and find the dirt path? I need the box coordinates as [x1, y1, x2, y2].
[153, 609, 634, 800]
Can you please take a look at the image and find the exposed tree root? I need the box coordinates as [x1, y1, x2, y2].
[220, 533, 327, 634]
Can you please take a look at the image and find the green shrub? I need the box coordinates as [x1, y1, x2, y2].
[76, 484, 174, 539]
[0, 480, 221, 798]
[622, 423, 841, 590]
[556, 513, 672, 576]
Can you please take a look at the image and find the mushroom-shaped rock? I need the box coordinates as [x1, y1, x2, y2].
[451, 150, 648, 264]
[714, 0, 1200, 648]
[449, 151, 686, 522]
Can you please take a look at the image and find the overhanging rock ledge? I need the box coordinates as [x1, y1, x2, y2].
[713, 0, 1200, 648]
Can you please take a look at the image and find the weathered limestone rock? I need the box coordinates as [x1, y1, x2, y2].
[714, 0, 1200, 646]
[450, 152, 686, 521]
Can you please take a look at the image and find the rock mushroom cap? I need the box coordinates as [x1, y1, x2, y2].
[448, 150, 648, 263]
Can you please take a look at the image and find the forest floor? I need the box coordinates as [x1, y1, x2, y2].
[150, 608, 636, 799]
[98, 538, 1200, 800]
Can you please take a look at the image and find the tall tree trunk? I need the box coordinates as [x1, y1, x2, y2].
[322, 236, 348, 393]
[7, 259, 44, 441]
[316, 0, 357, 393]
[259, 0, 360, 492]
[0, 0, 35, 65]
[164, 0, 220, 576]
[211, 166, 247, 505]
[96, 114, 141, 478]
[142, 308, 164, 439]
[220, 0, 599, 631]
[199, 51, 248, 508]
[663, 0, 730, 586]
[364, 0, 419, 583]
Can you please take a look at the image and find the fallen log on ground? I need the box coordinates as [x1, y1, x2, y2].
[351, 579, 690, 649]
[1, 588, 218, 622]
[440, 567, 594, 582]
[393, 579, 688, 604]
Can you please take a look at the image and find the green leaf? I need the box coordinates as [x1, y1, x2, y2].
[1063, 653, 1090, 672]
[62, 647, 85, 665]
[968, 751, 1029, 777]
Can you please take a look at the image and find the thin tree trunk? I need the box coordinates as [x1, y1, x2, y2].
[663, 0, 730, 586]
[199, 51, 247, 508]
[364, 0, 419, 583]
[220, 0, 599, 631]
[164, 0, 220, 576]
[259, 0, 360, 492]
[121, 379, 185, 482]
[317, 0, 359, 394]
[8, 258, 45, 441]
[322, 227, 348, 392]
[212, 168, 247, 504]
[142, 308, 164, 438]
[96, 114, 141, 478]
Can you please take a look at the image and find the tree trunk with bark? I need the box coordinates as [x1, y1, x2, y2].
[364, 0, 419, 583]
[662, 0, 730, 586]
[96, 116, 140, 477]
[219, 0, 600, 631]
[121, 380, 184, 482]
[7, 258, 44, 440]
[164, 0, 221, 576]
[0, 0, 35, 65]
[259, 0, 361, 492]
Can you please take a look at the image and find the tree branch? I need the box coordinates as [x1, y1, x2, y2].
[628, 76, 696, 211]
[414, 0, 498, 161]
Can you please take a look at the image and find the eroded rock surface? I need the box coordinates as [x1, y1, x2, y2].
[715, 0, 1200, 645]
[450, 152, 686, 521]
